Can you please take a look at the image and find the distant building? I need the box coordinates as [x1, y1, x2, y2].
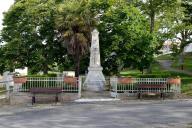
[63, 71, 75, 77]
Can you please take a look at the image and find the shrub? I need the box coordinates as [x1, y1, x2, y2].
[27, 73, 57, 77]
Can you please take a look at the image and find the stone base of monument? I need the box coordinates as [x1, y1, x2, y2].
[85, 82, 105, 92]
[84, 67, 105, 92]
[82, 91, 111, 99]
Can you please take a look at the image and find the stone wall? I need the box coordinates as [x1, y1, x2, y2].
[9, 92, 79, 105]
[9, 92, 31, 105]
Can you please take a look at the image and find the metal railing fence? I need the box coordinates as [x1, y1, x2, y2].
[14, 77, 82, 98]
[110, 77, 181, 97]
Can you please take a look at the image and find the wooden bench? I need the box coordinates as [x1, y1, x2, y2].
[137, 84, 166, 99]
[30, 88, 62, 104]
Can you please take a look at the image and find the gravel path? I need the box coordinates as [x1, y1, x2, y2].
[0, 100, 192, 128]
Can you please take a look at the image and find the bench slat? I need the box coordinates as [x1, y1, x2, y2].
[30, 88, 62, 94]
[30, 87, 62, 105]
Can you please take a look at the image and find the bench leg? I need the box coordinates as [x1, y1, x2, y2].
[138, 92, 142, 99]
[32, 95, 36, 105]
[55, 94, 59, 103]
[160, 93, 165, 100]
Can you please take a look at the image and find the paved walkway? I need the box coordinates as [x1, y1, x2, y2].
[157, 60, 192, 76]
[0, 100, 192, 128]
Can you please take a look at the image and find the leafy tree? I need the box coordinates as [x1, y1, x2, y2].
[1, 0, 64, 74]
[173, 0, 192, 70]
[136, 0, 178, 72]
[161, 0, 192, 69]
[139, 0, 177, 33]
[55, 0, 96, 77]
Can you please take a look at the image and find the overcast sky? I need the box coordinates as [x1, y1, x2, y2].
[0, 0, 14, 31]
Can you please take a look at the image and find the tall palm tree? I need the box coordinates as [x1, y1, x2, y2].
[56, 0, 96, 77]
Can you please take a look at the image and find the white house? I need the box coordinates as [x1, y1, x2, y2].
[14, 67, 28, 76]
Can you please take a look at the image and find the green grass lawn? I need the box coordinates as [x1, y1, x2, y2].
[181, 76, 192, 96]
[155, 54, 173, 60]
[120, 62, 185, 78]
[156, 52, 192, 72]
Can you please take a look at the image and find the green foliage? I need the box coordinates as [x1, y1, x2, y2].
[138, 0, 179, 53]
[163, 1, 192, 54]
[97, 2, 157, 75]
[155, 54, 174, 60]
[27, 73, 57, 77]
[120, 72, 171, 78]
[0, 46, 6, 74]
[1, 0, 66, 74]
[139, 0, 177, 34]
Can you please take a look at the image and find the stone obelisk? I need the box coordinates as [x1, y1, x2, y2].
[84, 29, 105, 92]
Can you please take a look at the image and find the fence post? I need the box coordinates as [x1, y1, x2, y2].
[3, 71, 14, 99]
[115, 77, 118, 98]
[78, 76, 82, 98]
[178, 82, 181, 93]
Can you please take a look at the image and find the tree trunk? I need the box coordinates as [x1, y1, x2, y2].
[147, 11, 155, 73]
[75, 39, 80, 77]
[178, 36, 186, 71]
[43, 64, 48, 75]
[178, 52, 184, 70]
[150, 12, 155, 33]
[75, 55, 80, 77]
[150, 5, 155, 33]
[147, 64, 152, 74]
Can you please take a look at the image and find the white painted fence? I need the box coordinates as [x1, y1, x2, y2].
[14, 77, 82, 98]
[110, 77, 181, 98]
